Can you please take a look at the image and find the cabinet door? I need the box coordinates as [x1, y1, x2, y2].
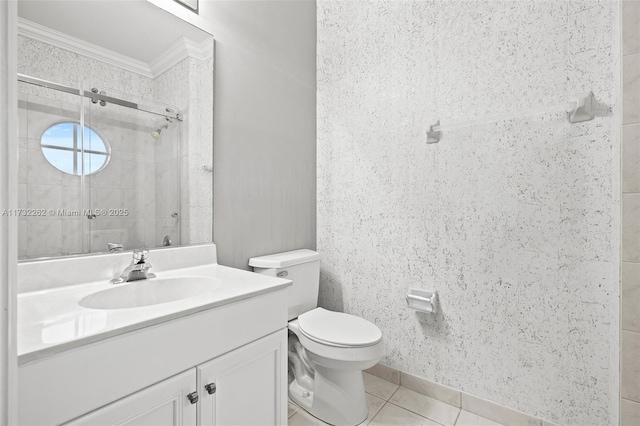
[198, 329, 288, 426]
[65, 369, 197, 426]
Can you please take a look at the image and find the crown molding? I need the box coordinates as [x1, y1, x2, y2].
[18, 18, 154, 78]
[18, 18, 211, 80]
[148, 36, 213, 77]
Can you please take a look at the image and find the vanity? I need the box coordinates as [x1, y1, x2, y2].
[17, 244, 292, 425]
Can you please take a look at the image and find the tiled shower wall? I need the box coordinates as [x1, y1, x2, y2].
[317, 1, 619, 425]
[151, 55, 214, 246]
[622, 2, 640, 425]
[186, 56, 214, 244]
[17, 35, 213, 258]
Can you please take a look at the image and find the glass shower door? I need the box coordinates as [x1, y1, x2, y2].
[17, 76, 183, 259]
[17, 82, 84, 259]
[82, 86, 182, 254]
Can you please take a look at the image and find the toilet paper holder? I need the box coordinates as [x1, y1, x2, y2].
[406, 288, 437, 313]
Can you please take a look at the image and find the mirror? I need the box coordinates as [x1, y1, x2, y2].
[16, 0, 213, 260]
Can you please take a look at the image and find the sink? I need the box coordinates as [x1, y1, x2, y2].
[79, 276, 221, 310]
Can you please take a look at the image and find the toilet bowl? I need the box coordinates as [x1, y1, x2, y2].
[288, 308, 384, 425]
[249, 250, 384, 426]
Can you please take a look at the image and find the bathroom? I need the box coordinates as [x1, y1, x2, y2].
[0, 0, 635, 425]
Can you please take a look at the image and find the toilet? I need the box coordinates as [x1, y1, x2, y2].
[249, 249, 384, 426]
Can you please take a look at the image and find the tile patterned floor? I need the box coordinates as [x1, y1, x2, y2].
[288, 372, 505, 426]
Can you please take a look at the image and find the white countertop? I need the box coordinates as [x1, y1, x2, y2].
[18, 263, 291, 364]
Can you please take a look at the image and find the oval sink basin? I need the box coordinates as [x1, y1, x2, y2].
[79, 277, 221, 310]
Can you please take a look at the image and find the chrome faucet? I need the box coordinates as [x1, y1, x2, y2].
[111, 249, 156, 284]
[108, 242, 124, 252]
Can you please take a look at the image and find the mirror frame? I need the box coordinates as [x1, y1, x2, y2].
[173, 0, 198, 14]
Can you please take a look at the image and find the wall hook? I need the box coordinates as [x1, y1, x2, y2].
[427, 120, 441, 144]
[567, 92, 594, 123]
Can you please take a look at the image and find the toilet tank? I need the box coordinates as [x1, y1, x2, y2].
[249, 249, 320, 321]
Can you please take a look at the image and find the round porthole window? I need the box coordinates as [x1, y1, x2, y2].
[40, 122, 110, 176]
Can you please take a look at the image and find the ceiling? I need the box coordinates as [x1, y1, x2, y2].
[18, 0, 211, 64]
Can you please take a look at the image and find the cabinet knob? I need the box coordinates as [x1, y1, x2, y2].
[205, 383, 217, 394]
[187, 391, 199, 404]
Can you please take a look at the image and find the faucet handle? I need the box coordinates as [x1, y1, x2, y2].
[133, 249, 149, 263]
[132, 262, 152, 271]
[108, 243, 123, 252]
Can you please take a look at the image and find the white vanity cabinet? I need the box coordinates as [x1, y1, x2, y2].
[66, 369, 198, 426]
[197, 330, 287, 425]
[18, 285, 290, 426]
[64, 330, 287, 426]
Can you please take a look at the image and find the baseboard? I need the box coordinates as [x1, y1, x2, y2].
[365, 363, 557, 426]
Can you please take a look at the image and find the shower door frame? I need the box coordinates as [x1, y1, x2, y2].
[17, 74, 183, 122]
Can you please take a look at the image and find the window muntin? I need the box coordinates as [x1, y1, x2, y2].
[41, 122, 110, 175]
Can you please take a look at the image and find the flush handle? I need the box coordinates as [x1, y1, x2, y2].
[204, 383, 216, 394]
[187, 391, 199, 404]
[277, 271, 288, 278]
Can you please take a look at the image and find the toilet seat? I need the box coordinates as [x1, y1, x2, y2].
[298, 308, 382, 348]
[289, 318, 385, 365]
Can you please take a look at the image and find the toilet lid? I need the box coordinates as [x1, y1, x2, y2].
[298, 308, 382, 347]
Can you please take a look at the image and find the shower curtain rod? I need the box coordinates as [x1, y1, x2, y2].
[17, 73, 183, 121]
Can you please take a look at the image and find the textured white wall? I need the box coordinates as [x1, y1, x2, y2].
[317, 1, 620, 425]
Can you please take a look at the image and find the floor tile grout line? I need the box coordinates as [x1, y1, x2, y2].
[396, 384, 462, 407]
[365, 389, 392, 402]
[291, 392, 458, 426]
[288, 401, 300, 419]
[390, 385, 462, 416]
[452, 407, 462, 426]
[367, 400, 388, 426]
[386, 384, 401, 401]
[365, 399, 387, 426]
[385, 400, 450, 426]
[367, 376, 473, 425]
[298, 379, 470, 426]
[364, 383, 400, 402]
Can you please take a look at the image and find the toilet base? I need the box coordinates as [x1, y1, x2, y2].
[289, 365, 368, 426]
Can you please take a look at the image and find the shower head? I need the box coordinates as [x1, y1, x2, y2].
[151, 122, 170, 140]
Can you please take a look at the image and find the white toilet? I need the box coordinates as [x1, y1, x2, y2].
[249, 249, 384, 426]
